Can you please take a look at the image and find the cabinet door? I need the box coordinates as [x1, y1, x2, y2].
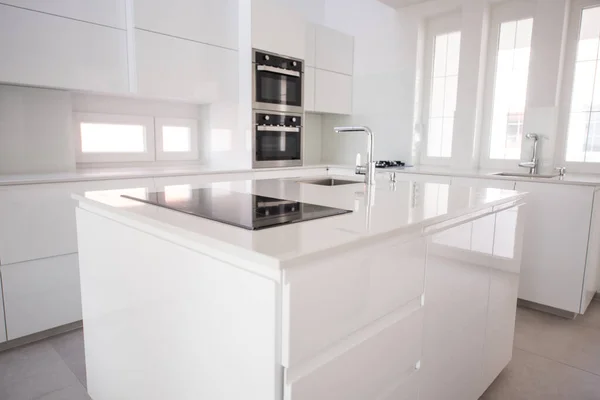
[452, 177, 516, 190]
[0, 0, 126, 28]
[314, 69, 352, 115]
[2, 254, 81, 339]
[0, 278, 5, 343]
[0, 4, 128, 93]
[515, 182, 594, 313]
[315, 25, 354, 75]
[305, 24, 316, 67]
[581, 189, 600, 313]
[304, 67, 316, 112]
[0, 178, 154, 265]
[251, 0, 306, 59]
[135, 29, 238, 103]
[134, 0, 238, 50]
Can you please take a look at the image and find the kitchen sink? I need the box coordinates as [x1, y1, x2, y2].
[492, 172, 559, 179]
[298, 178, 362, 186]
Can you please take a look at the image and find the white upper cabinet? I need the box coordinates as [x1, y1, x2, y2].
[314, 69, 352, 115]
[135, 29, 238, 103]
[304, 67, 316, 112]
[305, 23, 316, 67]
[315, 25, 354, 75]
[134, 0, 239, 50]
[0, 0, 126, 29]
[0, 4, 128, 93]
[252, 0, 306, 59]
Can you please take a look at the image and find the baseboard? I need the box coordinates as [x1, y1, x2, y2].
[0, 320, 83, 353]
[595, 292, 600, 301]
[517, 299, 578, 320]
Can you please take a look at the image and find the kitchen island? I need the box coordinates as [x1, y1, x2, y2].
[74, 176, 526, 400]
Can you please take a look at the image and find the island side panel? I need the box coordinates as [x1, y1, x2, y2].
[76, 208, 279, 400]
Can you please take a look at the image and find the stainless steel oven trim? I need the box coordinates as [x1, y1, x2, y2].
[252, 110, 304, 169]
[257, 126, 300, 132]
[253, 49, 304, 114]
[257, 65, 301, 77]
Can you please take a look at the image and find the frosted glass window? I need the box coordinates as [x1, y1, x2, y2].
[489, 18, 533, 160]
[162, 126, 191, 152]
[566, 6, 600, 162]
[80, 123, 146, 153]
[427, 32, 461, 158]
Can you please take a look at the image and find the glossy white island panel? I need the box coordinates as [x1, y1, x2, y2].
[74, 178, 526, 399]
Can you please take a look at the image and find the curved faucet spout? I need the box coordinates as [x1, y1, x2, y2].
[334, 126, 376, 185]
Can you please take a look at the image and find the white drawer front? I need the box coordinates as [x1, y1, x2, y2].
[2, 254, 81, 339]
[283, 237, 426, 367]
[285, 309, 423, 400]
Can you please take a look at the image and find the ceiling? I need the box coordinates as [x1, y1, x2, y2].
[378, 0, 433, 9]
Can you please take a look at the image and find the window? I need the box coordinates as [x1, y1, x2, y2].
[75, 114, 199, 163]
[487, 18, 533, 161]
[564, 5, 600, 163]
[155, 118, 199, 161]
[421, 13, 462, 164]
[74, 113, 155, 163]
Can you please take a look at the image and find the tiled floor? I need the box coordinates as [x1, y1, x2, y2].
[1, 301, 599, 400]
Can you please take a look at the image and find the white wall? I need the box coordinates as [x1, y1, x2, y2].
[320, 0, 419, 165]
[0, 85, 76, 174]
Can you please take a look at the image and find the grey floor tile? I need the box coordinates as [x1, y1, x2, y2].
[35, 384, 91, 400]
[48, 329, 87, 388]
[481, 348, 600, 400]
[514, 306, 600, 375]
[576, 300, 600, 330]
[0, 340, 80, 400]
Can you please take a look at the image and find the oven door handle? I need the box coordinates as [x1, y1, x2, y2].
[257, 125, 301, 133]
[257, 65, 301, 77]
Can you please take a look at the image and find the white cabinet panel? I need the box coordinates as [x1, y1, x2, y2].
[391, 173, 452, 185]
[252, 0, 306, 59]
[285, 309, 423, 400]
[135, 29, 238, 103]
[254, 168, 326, 181]
[0, 178, 154, 265]
[305, 24, 316, 67]
[0, 278, 5, 343]
[283, 237, 426, 367]
[314, 69, 352, 115]
[315, 25, 354, 75]
[515, 182, 594, 313]
[134, 0, 238, 50]
[581, 190, 600, 313]
[452, 177, 516, 190]
[2, 254, 81, 339]
[0, 0, 126, 28]
[304, 67, 316, 112]
[0, 4, 128, 93]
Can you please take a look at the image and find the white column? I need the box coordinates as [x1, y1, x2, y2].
[451, 0, 490, 169]
[522, 0, 571, 169]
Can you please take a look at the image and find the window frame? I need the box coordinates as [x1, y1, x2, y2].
[479, 0, 536, 171]
[74, 112, 156, 163]
[155, 117, 199, 161]
[420, 12, 462, 166]
[556, 0, 600, 173]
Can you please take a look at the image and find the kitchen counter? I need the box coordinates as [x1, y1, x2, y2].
[74, 177, 524, 272]
[330, 164, 600, 187]
[74, 175, 526, 400]
[0, 164, 330, 186]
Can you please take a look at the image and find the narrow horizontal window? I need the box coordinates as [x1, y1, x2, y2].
[80, 123, 146, 153]
[162, 126, 192, 152]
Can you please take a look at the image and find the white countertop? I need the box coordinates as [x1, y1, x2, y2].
[331, 165, 600, 187]
[0, 164, 329, 186]
[74, 177, 525, 268]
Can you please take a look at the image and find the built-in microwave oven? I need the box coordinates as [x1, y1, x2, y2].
[253, 49, 304, 114]
[253, 111, 303, 168]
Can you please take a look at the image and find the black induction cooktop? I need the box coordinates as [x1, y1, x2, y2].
[122, 188, 352, 230]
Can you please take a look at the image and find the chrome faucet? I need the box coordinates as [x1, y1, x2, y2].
[334, 126, 376, 186]
[519, 133, 539, 175]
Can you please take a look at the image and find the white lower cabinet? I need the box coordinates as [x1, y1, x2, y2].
[2, 254, 81, 340]
[284, 309, 423, 400]
[314, 69, 352, 115]
[515, 182, 595, 313]
[0, 277, 6, 343]
[582, 189, 600, 313]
